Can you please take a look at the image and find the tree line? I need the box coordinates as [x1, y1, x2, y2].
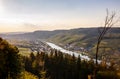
[24, 49, 119, 79]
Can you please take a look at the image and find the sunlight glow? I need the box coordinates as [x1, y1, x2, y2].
[0, 0, 119, 32]
[0, 1, 4, 16]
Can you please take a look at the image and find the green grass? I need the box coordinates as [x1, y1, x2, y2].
[18, 47, 31, 56]
[19, 71, 39, 79]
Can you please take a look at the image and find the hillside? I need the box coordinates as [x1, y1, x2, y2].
[0, 30, 67, 40]
[48, 27, 120, 48]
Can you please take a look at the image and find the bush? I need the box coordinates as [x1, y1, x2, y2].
[97, 71, 118, 79]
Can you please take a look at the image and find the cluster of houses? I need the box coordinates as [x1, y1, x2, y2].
[13, 40, 51, 53]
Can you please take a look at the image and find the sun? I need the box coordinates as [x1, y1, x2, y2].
[0, 1, 4, 16]
[0, 1, 23, 24]
[0, 1, 6, 23]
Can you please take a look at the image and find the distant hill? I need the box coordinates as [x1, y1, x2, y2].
[0, 28, 119, 46]
[0, 32, 27, 35]
[0, 30, 67, 40]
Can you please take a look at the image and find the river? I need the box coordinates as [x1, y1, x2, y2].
[46, 42, 90, 60]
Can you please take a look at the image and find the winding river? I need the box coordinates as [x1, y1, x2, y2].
[46, 42, 90, 60]
[46, 42, 102, 64]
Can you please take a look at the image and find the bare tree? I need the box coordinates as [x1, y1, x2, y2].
[94, 9, 119, 79]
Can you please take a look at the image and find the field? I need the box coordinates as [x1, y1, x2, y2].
[18, 47, 31, 56]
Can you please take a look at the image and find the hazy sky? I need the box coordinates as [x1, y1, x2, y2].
[0, 0, 120, 32]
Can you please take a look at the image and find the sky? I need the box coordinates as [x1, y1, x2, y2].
[0, 0, 120, 32]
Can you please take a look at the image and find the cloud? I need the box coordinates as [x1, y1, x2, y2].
[23, 23, 39, 28]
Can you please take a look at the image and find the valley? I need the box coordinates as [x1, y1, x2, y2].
[1, 27, 120, 66]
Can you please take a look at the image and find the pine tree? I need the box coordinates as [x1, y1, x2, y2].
[40, 69, 49, 79]
[30, 52, 35, 62]
[77, 55, 81, 79]
[0, 38, 22, 79]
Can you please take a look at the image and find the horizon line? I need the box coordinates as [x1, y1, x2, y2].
[0, 26, 119, 34]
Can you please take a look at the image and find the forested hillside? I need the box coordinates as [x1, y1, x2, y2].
[23, 50, 119, 79]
